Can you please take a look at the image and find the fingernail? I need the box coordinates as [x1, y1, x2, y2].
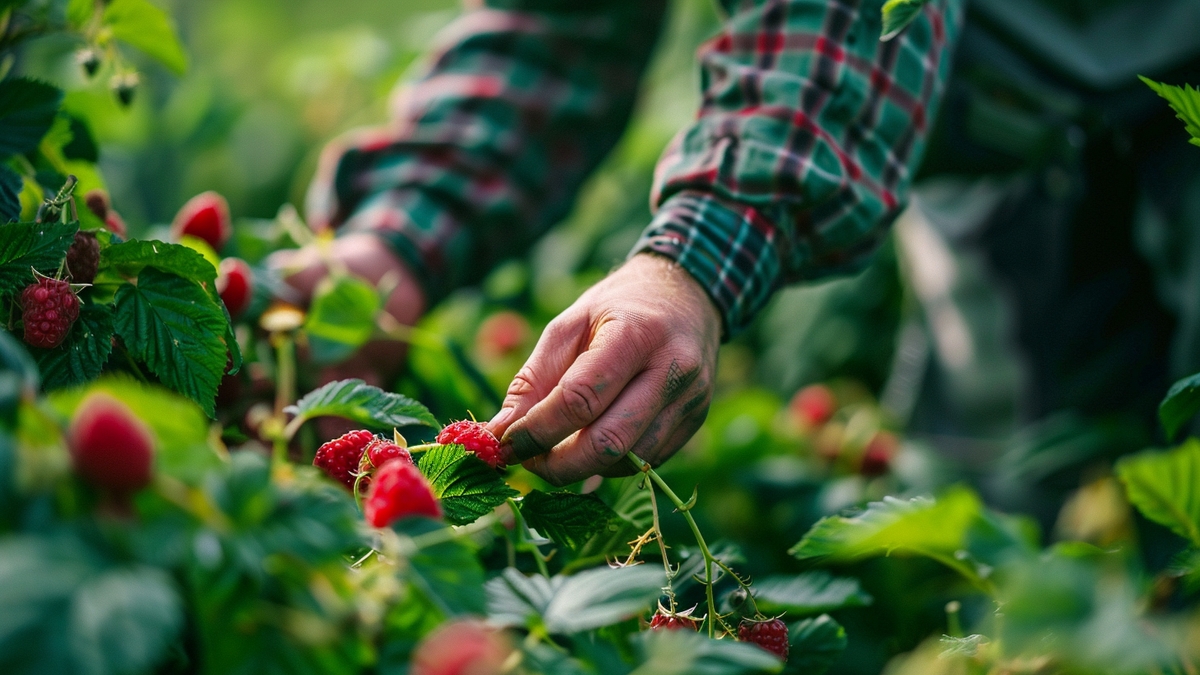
[504, 427, 545, 461]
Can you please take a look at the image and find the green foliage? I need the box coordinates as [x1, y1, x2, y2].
[0, 167, 21, 223]
[1158, 370, 1200, 440]
[285, 378, 439, 432]
[519, 489, 617, 550]
[0, 78, 63, 157]
[0, 221, 78, 296]
[880, 0, 931, 41]
[304, 274, 381, 365]
[416, 443, 517, 526]
[785, 615, 847, 675]
[29, 303, 114, 391]
[751, 571, 872, 616]
[632, 629, 784, 674]
[98, 240, 218, 287]
[113, 268, 229, 417]
[102, 0, 189, 75]
[486, 565, 665, 634]
[1116, 440, 1200, 546]
[395, 519, 486, 617]
[1142, 77, 1200, 148]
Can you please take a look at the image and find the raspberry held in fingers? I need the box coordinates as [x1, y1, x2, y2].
[437, 420, 506, 469]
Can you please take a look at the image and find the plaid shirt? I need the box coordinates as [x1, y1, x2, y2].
[307, 0, 963, 335]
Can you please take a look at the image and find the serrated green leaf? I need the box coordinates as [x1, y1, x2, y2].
[542, 565, 664, 634]
[113, 268, 227, 417]
[785, 615, 846, 675]
[577, 475, 653, 560]
[0, 166, 21, 223]
[1158, 371, 1200, 440]
[285, 378, 438, 432]
[0, 78, 62, 157]
[1142, 76, 1200, 148]
[417, 444, 516, 526]
[103, 0, 188, 75]
[30, 303, 114, 391]
[485, 567, 563, 628]
[880, 0, 930, 41]
[752, 571, 872, 616]
[396, 519, 487, 616]
[98, 239, 218, 286]
[70, 567, 183, 675]
[633, 629, 784, 675]
[520, 490, 617, 550]
[304, 274, 381, 365]
[0, 220, 77, 296]
[1115, 440, 1200, 546]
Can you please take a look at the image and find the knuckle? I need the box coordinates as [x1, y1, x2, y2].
[505, 367, 537, 398]
[559, 380, 602, 425]
[588, 425, 632, 463]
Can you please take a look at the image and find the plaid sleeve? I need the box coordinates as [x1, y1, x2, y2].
[306, 1, 667, 303]
[633, 0, 964, 335]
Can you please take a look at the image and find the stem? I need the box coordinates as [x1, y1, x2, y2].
[645, 479, 676, 605]
[406, 512, 499, 550]
[629, 454, 717, 637]
[508, 497, 550, 577]
[272, 334, 296, 465]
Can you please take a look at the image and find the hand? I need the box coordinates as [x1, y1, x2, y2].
[488, 253, 721, 486]
[267, 232, 426, 388]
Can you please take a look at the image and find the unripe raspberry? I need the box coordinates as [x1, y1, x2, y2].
[84, 190, 109, 221]
[171, 191, 231, 251]
[21, 276, 80, 349]
[69, 393, 155, 493]
[364, 459, 441, 527]
[65, 231, 100, 284]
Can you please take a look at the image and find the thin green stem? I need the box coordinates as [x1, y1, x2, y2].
[645, 479, 676, 606]
[406, 512, 499, 550]
[507, 497, 550, 577]
[272, 334, 296, 465]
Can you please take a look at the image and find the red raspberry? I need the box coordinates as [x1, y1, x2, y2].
[364, 459, 441, 527]
[69, 392, 155, 493]
[860, 430, 898, 477]
[475, 311, 530, 359]
[437, 420, 505, 469]
[171, 191, 231, 251]
[65, 231, 100, 284]
[313, 429, 374, 491]
[649, 611, 699, 631]
[411, 620, 512, 675]
[355, 438, 414, 491]
[738, 618, 789, 662]
[216, 257, 253, 318]
[789, 384, 837, 428]
[21, 276, 80, 349]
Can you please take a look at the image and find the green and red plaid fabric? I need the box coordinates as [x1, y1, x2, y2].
[307, 0, 963, 335]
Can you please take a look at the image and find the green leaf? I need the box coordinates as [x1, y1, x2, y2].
[577, 475, 654, 559]
[0, 78, 62, 157]
[752, 572, 872, 616]
[113, 268, 228, 417]
[29, 303, 114, 391]
[789, 487, 986, 583]
[485, 567, 562, 628]
[66, 0, 95, 29]
[102, 0, 188, 75]
[633, 629, 784, 675]
[520, 490, 617, 550]
[1115, 440, 1200, 546]
[396, 519, 487, 617]
[417, 444, 517, 526]
[304, 274, 381, 365]
[785, 615, 847, 675]
[1158, 371, 1200, 440]
[98, 239, 218, 286]
[70, 567, 184, 675]
[285, 378, 438, 432]
[880, 0, 931, 41]
[0, 220, 78, 296]
[1142, 77, 1200, 148]
[542, 565, 664, 634]
[0, 166, 21, 223]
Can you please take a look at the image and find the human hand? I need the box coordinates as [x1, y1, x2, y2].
[267, 232, 426, 388]
[487, 253, 721, 486]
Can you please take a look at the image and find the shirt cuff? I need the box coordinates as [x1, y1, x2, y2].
[630, 190, 783, 337]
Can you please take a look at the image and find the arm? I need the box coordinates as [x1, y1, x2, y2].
[492, 0, 965, 485]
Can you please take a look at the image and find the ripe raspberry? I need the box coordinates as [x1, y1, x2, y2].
[860, 430, 898, 477]
[475, 311, 530, 360]
[411, 620, 512, 675]
[790, 384, 837, 428]
[216, 257, 253, 318]
[437, 420, 505, 469]
[65, 231, 100, 284]
[355, 438, 413, 491]
[313, 429, 375, 491]
[69, 392, 155, 493]
[171, 191, 231, 251]
[21, 276, 80, 349]
[649, 610, 699, 631]
[738, 618, 789, 662]
[363, 458, 441, 527]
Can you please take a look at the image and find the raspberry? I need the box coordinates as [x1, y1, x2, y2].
[171, 191, 231, 251]
[313, 429, 375, 491]
[790, 384, 837, 428]
[411, 620, 511, 675]
[475, 311, 530, 360]
[65, 231, 100, 284]
[84, 190, 109, 221]
[21, 276, 80, 349]
[363, 459, 441, 527]
[649, 610, 699, 631]
[216, 257, 253, 318]
[69, 393, 155, 493]
[105, 210, 127, 238]
[437, 420, 505, 469]
[860, 430, 898, 477]
[355, 438, 413, 491]
[738, 618, 789, 662]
